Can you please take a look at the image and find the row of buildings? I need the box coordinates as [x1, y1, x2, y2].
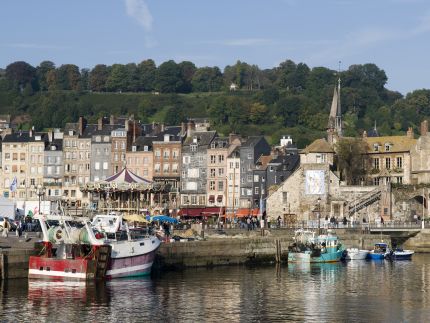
[0, 115, 299, 217]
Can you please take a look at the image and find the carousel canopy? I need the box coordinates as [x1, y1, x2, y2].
[82, 167, 154, 192]
[105, 168, 152, 184]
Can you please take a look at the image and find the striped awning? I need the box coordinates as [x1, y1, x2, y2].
[105, 167, 152, 184]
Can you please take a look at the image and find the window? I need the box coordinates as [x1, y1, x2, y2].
[247, 153, 252, 159]
[396, 177, 403, 184]
[373, 144, 379, 152]
[191, 195, 197, 205]
[247, 174, 253, 182]
[373, 158, 380, 170]
[172, 150, 178, 159]
[13, 153, 18, 161]
[163, 164, 170, 173]
[282, 192, 288, 204]
[199, 196, 206, 205]
[4, 153, 10, 160]
[172, 164, 178, 173]
[143, 157, 149, 165]
[373, 177, 380, 186]
[183, 156, 190, 164]
[186, 182, 197, 190]
[95, 136, 101, 142]
[385, 158, 391, 169]
[210, 169, 216, 178]
[385, 144, 391, 152]
[188, 169, 200, 178]
[396, 157, 403, 169]
[103, 162, 108, 170]
[190, 144, 197, 152]
[155, 149, 161, 158]
[254, 175, 259, 182]
[163, 150, 170, 159]
[210, 181, 215, 190]
[95, 162, 100, 170]
[154, 164, 161, 173]
[121, 142, 126, 150]
[218, 155, 224, 163]
[218, 168, 224, 176]
[210, 155, 216, 164]
[12, 165, 17, 173]
[229, 162, 234, 169]
[96, 148, 101, 156]
[255, 187, 259, 195]
[218, 181, 224, 191]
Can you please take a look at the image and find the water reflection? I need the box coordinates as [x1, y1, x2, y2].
[1, 256, 430, 322]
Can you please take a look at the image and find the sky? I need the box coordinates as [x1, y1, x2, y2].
[1, 0, 430, 95]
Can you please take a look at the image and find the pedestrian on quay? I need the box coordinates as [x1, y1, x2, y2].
[247, 217, 252, 231]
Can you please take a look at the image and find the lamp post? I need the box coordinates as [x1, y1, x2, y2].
[317, 197, 321, 235]
[36, 185, 46, 215]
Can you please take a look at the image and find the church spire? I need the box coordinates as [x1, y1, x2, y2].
[327, 71, 342, 136]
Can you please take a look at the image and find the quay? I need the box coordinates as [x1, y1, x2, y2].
[2, 228, 416, 280]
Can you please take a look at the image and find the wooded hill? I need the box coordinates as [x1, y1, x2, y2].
[1, 59, 429, 148]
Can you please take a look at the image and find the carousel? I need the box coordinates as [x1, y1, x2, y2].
[81, 167, 165, 214]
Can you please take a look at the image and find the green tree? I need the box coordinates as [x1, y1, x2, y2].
[335, 138, 369, 185]
[178, 61, 196, 93]
[36, 61, 55, 91]
[5, 61, 36, 91]
[106, 64, 128, 92]
[191, 67, 223, 92]
[154, 60, 183, 93]
[137, 59, 156, 91]
[89, 64, 109, 92]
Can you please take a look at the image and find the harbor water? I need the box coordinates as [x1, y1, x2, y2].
[2, 254, 430, 322]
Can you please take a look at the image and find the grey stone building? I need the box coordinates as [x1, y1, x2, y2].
[44, 133, 63, 202]
[180, 129, 217, 209]
[239, 136, 271, 208]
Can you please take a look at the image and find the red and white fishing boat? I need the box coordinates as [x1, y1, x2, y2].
[28, 215, 110, 281]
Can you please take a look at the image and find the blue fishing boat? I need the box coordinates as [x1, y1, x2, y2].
[288, 229, 345, 263]
[368, 242, 389, 260]
[386, 248, 414, 260]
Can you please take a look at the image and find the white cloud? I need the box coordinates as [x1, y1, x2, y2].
[125, 0, 153, 32]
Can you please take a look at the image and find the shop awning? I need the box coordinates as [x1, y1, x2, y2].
[208, 195, 215, 203]
[201, 207, 224, 215]
[178, 208, 205, 217]
[235, 208, 260, 218]
[217, 195, 223, 202]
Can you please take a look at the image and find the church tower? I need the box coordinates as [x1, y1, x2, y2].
[327, 77, 342, 144]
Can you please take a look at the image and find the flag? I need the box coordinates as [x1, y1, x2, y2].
[9, 176, 17, 192]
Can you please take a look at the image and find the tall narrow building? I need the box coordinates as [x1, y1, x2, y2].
[327, 77, 342, 144]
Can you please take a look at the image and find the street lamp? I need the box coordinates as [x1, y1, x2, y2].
[317, 197, 321, 235]
[36, 185, 46, 215]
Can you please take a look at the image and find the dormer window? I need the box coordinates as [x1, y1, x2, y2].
[385, 143, 391, 152]
[132, 146, 137, 152]
[190, 144, 197, 152]
[143, 145, 149, 152]
[69, 130, 74, 136]
[96, 136, 101, 142]
[373, 144, 379, 152]
[211, 142, 216, 149]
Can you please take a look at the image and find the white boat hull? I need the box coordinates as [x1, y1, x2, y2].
[346, 248, 369, 260]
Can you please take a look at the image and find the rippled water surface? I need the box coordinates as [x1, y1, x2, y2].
[2, 255, 430, 322]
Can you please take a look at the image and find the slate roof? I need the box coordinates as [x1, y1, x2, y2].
[3, 131, 48, 143]
[183, 131, 217, 146]
[132, 136, 156, 151]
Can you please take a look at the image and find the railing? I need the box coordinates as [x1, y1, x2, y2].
[348, 188, 382, 216]
[272, 220, 425, 230]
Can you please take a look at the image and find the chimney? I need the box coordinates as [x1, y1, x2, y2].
[407, 127, 414, 139]
[110, 115, 115, 125]
[181, 122, 186, 136]
[98, 117, 103, 130]
[133, 120, 136, 143]
[125, 119, 129, 132]
[48, 130, 53, 143]
[187, 120, 195, 138]
[78, 116, 85, 136]
[29, 126, 33, 137]
[161, 123, 165, 132]
[362, 130, 367, 138]
[421, 120, 428, 136]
